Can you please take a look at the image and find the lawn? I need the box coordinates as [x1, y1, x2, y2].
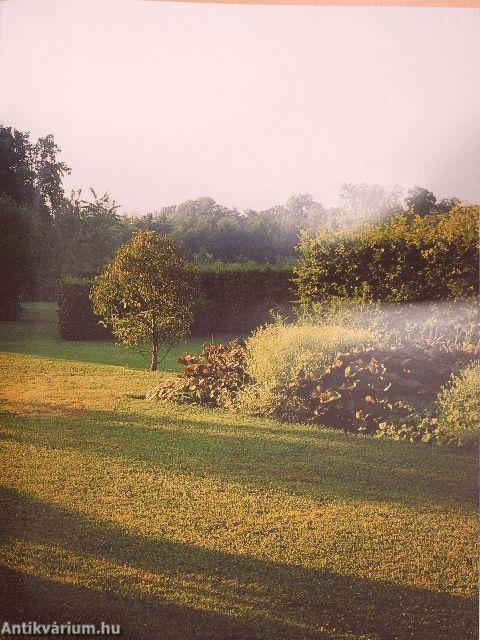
[0, 303, 234, 371]
[0, 303, 477, 639]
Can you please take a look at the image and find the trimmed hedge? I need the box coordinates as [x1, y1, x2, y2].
[57, 277, 111, 340]
[57, 264, 294, 340]
[192, 263, 293, 335]
[294, 205, 479, 308]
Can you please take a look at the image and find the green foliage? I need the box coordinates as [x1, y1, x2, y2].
[246, 322, 373, 390]
[57, 277, 110, 340]
[57, 262, 294, 340]
[163, 195, 320, 262]
[259, 343, 473, 434]
[375, 413, 441, 444]
[275, 346, 402, 428]
[372, 301, 480, 353]
[404, 186, 437, 218]
[0, 125, 70, 215]
[294, 205, 479, 308]
[192, 262, 293, 335]
[0, 197, 31, 320]
[236, 322, 372, 416]
[0, 126, 35, 205]
[3, 122, 476, 305]
[90, 231, 197, 370]
[148, 341, 250, 406]
[436, 362, 479, 448]
[0, 124, 71, 302]
[54, 189, 130, 275]
[235, 309, 476, 445]
[339, 182, 403, 224]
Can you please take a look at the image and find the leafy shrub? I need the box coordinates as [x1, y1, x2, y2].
[375, 414, 441, 444]
[271, 344, 472, 431]
[57, 277, 110, 340]
[235, 322, 373, 416]
[436, 362, 479, 448]
[235, 315, 475, 441]
[248, 322, 373, 388]
[294, 205, 479, 308]
[148, 341, 250, 407]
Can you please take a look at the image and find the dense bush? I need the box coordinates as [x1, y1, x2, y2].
[57, 277, 110, 340]
[436, 362, 479, 448]
[294, 205, 479, 308]
[192, 262, 293, 335]
[231, 314, 475, 443]
[57, 263, 294, 340]
[235, 322, 373, 416]
[271, 343, 473, 433]
[147, 341, 249, 406]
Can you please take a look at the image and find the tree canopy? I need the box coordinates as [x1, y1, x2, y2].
[90, 231, 197, 370]
[0, 122, 470, 312]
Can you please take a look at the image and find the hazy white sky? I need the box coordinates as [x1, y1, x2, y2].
[0, 0, 479, 213]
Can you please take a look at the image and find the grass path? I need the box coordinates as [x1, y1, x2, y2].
[0, 304, 477, 639]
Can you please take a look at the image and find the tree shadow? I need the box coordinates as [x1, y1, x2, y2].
[0, 402, 477, 511]
[0, 487, 476, 640]
[0, 303, 235, 371]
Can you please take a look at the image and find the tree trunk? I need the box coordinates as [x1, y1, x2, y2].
[150, 342, 158, 371]
[151, 316, 158, 371]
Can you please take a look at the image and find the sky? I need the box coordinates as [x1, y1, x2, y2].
[0, 0, 479, 214]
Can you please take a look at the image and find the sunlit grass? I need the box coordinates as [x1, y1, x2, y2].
[0, 305, 477, 639]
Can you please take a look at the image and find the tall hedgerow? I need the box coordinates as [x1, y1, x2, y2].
[294, 205, 479, 310]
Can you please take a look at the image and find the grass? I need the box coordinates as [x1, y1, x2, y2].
[0, 303, 478, 639]
[0, 303, 232, 371]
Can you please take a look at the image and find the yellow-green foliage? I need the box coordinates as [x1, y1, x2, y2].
[246, 322, 373, 388]
[236, 322, 373, 415]
[91, 230, 197, 370]
[437, 362, 479, 448]
[295, 204, 479, 308]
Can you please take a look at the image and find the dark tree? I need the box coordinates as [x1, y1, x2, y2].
[405, 186, 437, 218]
[0, 126, 35, 205]
[0, 197, 31, 319]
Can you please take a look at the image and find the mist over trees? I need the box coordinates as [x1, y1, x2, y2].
[0, 124, 471, 316]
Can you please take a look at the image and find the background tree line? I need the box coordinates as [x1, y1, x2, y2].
[0, 124, 471, 318]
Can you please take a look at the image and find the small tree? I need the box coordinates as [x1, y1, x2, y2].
[90, 230, 197, 371]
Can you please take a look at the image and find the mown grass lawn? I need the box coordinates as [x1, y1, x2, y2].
[0, 304, 477, 639]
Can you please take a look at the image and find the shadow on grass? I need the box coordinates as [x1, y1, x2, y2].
[0, 487, 476, 640]
[0, 335, 196, 372]
[0, 402, 477, 511]
[0, 303, 236, 371]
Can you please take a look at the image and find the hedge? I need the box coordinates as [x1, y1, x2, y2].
[57, 277, 111, 340]
[294, 205, 479, 309]
[192, 263, 293, 335]
[57, 264, 294, 340]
